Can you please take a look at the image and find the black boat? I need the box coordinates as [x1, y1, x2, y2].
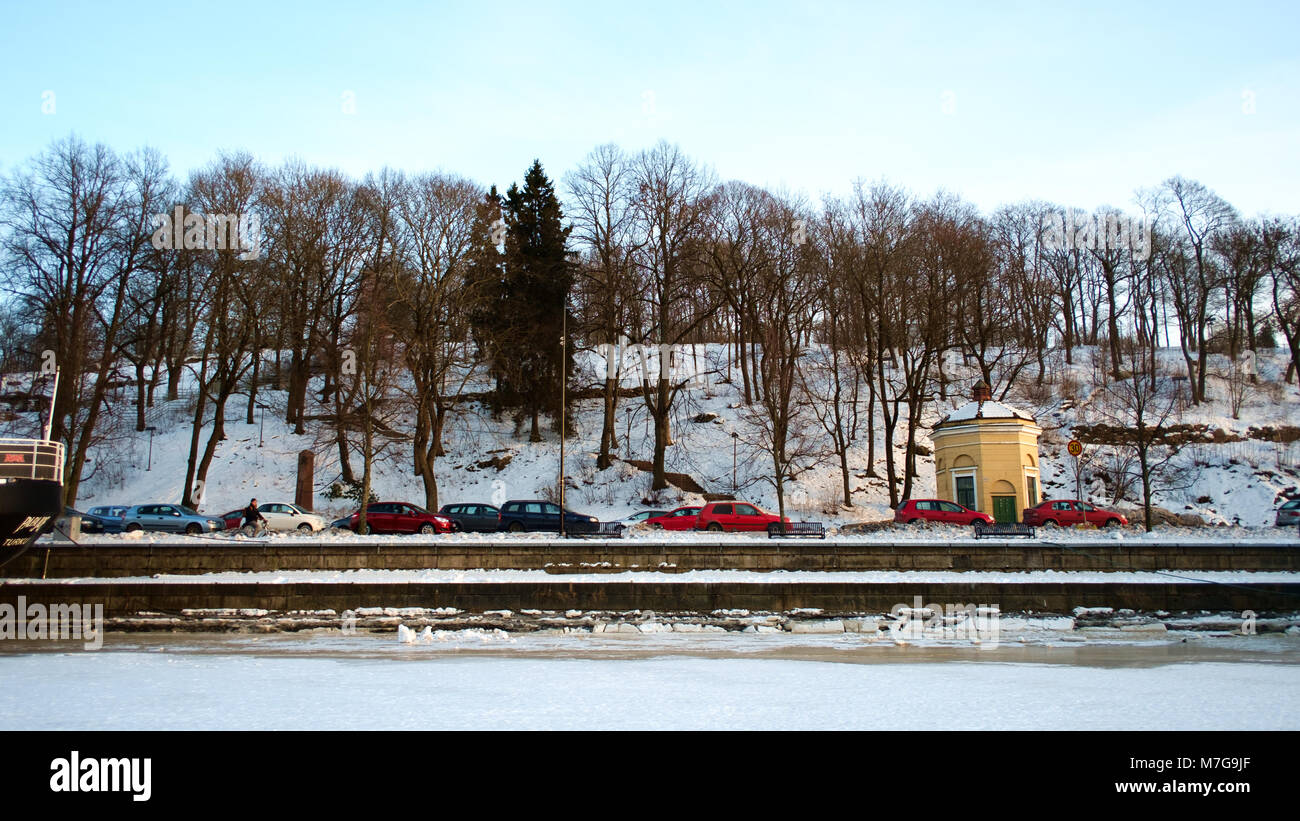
[0, 438, 65, 569]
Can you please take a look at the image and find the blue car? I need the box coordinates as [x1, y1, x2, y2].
[497, 500, 599, 533]
[53, 507, 126, 535]
[121, 503, 224, 535]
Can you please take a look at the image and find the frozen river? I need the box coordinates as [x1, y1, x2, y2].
[3, 631, 1299, 730]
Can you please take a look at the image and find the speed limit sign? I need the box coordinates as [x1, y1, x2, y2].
[1067, 440, 1083, 457]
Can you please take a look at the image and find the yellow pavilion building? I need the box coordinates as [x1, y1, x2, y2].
[930, 381, 1043, 523]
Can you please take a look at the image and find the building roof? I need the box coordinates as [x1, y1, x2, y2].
[936, 399, 1036, 426]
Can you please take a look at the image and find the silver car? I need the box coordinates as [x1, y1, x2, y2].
[1276, 499, 1300, 527]
[122, 503, 224, 535]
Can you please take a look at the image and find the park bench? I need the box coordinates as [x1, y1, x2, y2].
[973, 522, 1036, 539]
[768, 521, 827, 539]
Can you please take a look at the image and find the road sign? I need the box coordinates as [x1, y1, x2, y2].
[1067, 440, 1082, 457]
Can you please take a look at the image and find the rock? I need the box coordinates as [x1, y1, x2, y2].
[692, 412, 720, 423]
[1119, 623, 1167, 633]
[789, 619, 845, 634]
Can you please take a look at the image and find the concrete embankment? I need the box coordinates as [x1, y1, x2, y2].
[8, 538, 1300, 578]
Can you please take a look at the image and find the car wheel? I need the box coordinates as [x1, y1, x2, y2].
[419, 523, 435, 535]
[706, 522, 723, 532]
[1104, 518, 1120, 528]
[908, 518, 921, 525]
[508, 522, 524, 533]
[650, 522, 663, 530]
[972, 519, 985, 529]
[297, 523, 313, 533]
[185, 523, 202, 536]
[1042, 519, 1058, 527]
[767, 523, 782, 536]
[356, 523, 370, 535]
[125, 523, 142, 533]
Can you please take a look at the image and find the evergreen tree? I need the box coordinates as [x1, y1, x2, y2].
[496, 161, 574, 441]
[465, 186, 511, 410]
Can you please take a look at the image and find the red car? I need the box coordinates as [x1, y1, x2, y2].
[344, 502, 456, 535]
[693, 501, 790, 534]
[894, 499, 994, 527]
[644, 506, 703, 531]
[1023, 500, 1127, 528]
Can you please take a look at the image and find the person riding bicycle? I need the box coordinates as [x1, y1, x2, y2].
[242, 498, 266, 534]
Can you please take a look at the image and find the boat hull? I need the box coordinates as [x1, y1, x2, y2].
[0, 480, 63, 569]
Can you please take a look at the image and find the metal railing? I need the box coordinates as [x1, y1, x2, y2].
[0, 438, 65, 483]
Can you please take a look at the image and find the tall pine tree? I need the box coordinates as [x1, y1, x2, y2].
[473, 163, 574, 441]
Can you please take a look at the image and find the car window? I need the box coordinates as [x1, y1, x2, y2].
[543, 503, 560, 515]
[712, 504, 733, 515]
[1283, 500, 1300, 511]
[1053, 502, 1071, 511]
[524, 502, 543, 514]
[915, 501, 932, 511]
[1076, 502, 1095, 512]
[734, 504, 759, 516]
[940, 502, 964, 512]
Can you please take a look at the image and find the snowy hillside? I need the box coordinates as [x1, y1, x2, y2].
[12, 343, 1300, 528]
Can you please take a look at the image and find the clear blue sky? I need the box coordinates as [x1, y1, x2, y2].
[2, 0, 1296, 215]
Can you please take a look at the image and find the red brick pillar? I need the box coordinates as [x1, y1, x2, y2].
[296, 451, 314, 511]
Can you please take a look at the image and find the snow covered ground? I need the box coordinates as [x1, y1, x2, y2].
[3, 631, 1298, 729]
[41, 520, 1300, 545]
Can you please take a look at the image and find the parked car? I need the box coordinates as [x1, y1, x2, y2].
[610, 509, 669, 533]
[53, 506, 125, 534]
[86, 505, 129, 520]
[693, 501, 790, 534]
[894, 499, 994, 527]
[1022, 499, 1128, 528]
[339, 502, 456, 535]
[644, 506, 703, 531]
[438, 503, 501, 533]
[496, 500, 599, 533]
[1275, 499, 1300, 527]
[121, 504, 225, 535]
[218, 509, 245, 530]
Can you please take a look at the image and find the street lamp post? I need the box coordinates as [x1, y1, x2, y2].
[731, 431, 739, 495]
[257, 403, 267, 447]
[146, 426, 156, 471]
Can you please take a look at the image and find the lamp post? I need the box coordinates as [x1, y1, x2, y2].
[145, 426, 156, 471]
[731, 430, 739, 495]
[257, 403, 267, 447]
[624, 405, 634, 460]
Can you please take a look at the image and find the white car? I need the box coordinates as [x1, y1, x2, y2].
[610, 509, 670, 533]
[246, 502, 328, 534]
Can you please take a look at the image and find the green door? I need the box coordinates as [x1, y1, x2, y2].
[992, 495, 1018, 524]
